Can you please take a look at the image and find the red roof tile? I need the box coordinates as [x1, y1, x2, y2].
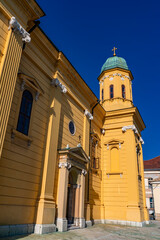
[144, 156, 160, 169]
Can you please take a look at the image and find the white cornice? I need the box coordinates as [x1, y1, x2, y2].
[122, 125, 138, 134]
[122, 124, 144, 144]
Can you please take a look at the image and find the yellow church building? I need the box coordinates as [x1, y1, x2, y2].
[0, 0, 149, 237]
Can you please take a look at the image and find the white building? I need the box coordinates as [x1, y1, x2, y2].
[144, 156, 160, 220]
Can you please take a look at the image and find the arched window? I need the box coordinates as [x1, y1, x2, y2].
[110, 147, 119, 172]
[122, 85, 126, 99]
[110, 85, 114, 99]
[102, 89, 104, 101]
[17, 90, 33, 135]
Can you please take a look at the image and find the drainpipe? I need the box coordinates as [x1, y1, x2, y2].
[151, 183, 155, 220]
[87, 100, 100, 201]
[23, 20, 40, 50]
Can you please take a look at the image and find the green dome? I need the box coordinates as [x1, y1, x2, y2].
[101, 56, 128, 73]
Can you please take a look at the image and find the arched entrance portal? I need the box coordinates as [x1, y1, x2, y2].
[57, 147, 89, 232]
[67, 169, 80, 226]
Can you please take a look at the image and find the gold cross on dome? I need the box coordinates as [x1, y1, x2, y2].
[112, 47, 117, 56]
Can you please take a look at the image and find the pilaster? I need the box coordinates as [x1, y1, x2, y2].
[79, 169, 87, 228]
[57, 161, 71, 232]
[0, 12, 23, 157]
[139, 144, 149, 221]
[125, 129, 141, 222]
[35, 86, 62, 233]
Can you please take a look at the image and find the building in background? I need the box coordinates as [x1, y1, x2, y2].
[0, 0, 149, 237]
[144, 156, 160, 220]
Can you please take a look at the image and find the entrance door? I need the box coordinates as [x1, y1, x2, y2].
[67, 170, 78, 225]
[67, 184, 76, 224]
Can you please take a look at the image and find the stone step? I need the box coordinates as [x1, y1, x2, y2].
[68, 224, 80, 230]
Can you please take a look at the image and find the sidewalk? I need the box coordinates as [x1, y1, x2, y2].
[3, 221, 160, 240]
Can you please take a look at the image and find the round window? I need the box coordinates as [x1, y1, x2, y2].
[69, 121, 76, 135]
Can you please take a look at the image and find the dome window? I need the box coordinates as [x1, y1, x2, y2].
[102, 89, 104, 101]
[122, 85, 126, 99]
[110, 85, 114, 99]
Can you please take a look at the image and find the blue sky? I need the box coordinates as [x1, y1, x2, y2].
[37, 0, 160, 160]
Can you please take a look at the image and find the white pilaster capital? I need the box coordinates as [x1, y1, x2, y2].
[35, 92, 40, 101]
[81, 169, 87, 176]
[84, 109, 93, 120]
[122, 125, 138, 134]
[101, 128, 105, 135]
[8, 17, 31, 43]
[140, 137, 144, 145]
[20, 80, 25, 91]
[58, 162, 71, 170]
[51, 78, 67, 93]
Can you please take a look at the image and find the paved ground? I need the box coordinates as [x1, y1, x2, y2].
[3, 221, 160, 240]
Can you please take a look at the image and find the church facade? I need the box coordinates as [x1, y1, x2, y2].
[0, 0, 149, 237]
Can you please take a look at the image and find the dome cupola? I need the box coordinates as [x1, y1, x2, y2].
[101, 47, 128, 73]
[101, 56, 128, 73]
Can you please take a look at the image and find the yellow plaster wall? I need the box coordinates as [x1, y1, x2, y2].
[89, 108, 103, 220]
[99, 69, 133, 111]
[0, 24, 59, 224]
[0, 0, 148, 228]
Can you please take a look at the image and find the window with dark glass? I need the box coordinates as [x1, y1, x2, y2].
[150, 197, 154, 208]
[69, 121, 76, 135]
[91, 140, 99, 169]
[122, 85, 126, 99]
[110, 85, 114, 99]
[17, 90, 33, 135]
[102, 89, 104, 101]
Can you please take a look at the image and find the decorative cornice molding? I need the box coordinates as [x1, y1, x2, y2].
[58, 162, 71, 170]
[122, 125, 144, 144]
[101, 73, 131, 82]
[122, 125, 138, 134]
[51, 78, 67, 93]
[81, 169, 87, 176]
[8, 17, 31, 43]
[84, 109, 93, 120]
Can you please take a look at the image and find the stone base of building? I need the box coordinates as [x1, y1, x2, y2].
[34, 224, 56, 234]
[85, 220, 92, 227]
[155, 214, 160, 220]
[0, 224, 34, 238]
[56, 218, 68, 232]
[79, 218, 85, 228]
[86, 219, 150, 228]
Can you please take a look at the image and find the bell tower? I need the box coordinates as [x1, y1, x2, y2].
[98, 48, 133, 111]
[99, 48, 149, 225]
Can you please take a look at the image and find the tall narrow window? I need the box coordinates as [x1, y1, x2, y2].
[136, 145, 140, 175]
[102, 89, 104, 101]
[91, 140, 99, 169]
[17, 90, 33, 135]
[122, 85, 126, 99]
[150, 197, 153, 209]
[110, 147, 119, 172]
[110, 85, 114, 99]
